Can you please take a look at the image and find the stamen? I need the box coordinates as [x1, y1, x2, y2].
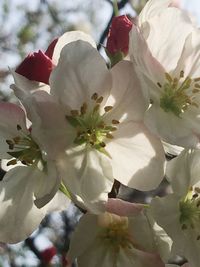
[112, 119, 120, 124]
[157, 82, 162, 88]
[71, 110, 79, 117]
[17, 124, 22, 131]
[81, 103, 87, 115]
[91, 92, 98, 100]
[96, 96, 104, 104]
[104, 106, 113, 112]
[180, 70, 184, 78]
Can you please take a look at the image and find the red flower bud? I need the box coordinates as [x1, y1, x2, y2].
[45, 38, 58, 59]
[15, 38, 58, 84]
[41, 246, 57, 264]
[106, 15, 133, 56]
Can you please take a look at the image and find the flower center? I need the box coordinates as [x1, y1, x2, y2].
[179, 187, 200, 240]
[159, 71, 200, 117]
[66, 93, 119, 154]
[6, 124, 43, 167]
[98, 213, 133, 251]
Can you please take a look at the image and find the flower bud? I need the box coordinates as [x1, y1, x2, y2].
[15, 38, 58, 84]
[41, 246, 57, 264]
[106, 15, 133, 57]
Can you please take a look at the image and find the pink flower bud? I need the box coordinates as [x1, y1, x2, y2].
[15, 38, 58, 84]
[106, 15, 133, 56]
[41, 246, 57, 264]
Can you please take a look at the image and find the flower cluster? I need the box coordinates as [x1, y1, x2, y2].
[0, 0, 200, 266]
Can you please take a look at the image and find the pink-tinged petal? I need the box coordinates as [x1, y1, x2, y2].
[15, 50, 54, 84]
[106, 121, 165, 191]
[50, 40, 111, 112]
[45, 38, 58, 59]
[104, 61, 148, 123]
[0, 102, 28, 158]
[106, 198, 143, 216]
[52, 31, 96, 64]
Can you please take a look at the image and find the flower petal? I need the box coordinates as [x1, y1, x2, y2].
[0, 166, 46, 243]
[57, 147, 114, 213]
[52, 31, 96, 64]
[138, 0, 171, 27]
[50, 40, 112, 112]
[104, 60, 148, 123]
[0, 102, 28, 158]
[34, 160, 61, 208]
[106, 121, 165, 190]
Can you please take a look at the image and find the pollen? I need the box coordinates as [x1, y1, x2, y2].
[159, 71, 200, 117]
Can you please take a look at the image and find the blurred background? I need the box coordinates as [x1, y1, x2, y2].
[0, 0, 199, 266]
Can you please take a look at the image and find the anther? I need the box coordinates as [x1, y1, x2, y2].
[194, 78, 200, 82]
[104, 106, 113, 112]
[7, 159, 17, 166]
[197, 235, 200, 240]
[91, 93, 98, 100]
[13, 136, 21, 144]
[195, 187, 200, 194]
[96, 96, 104, 104]
[165, 73, 173, 83]
[106, 133, 114, 139]
[157, 82, 162, 88]
[100, 142, 106, 147]
[180, 70, 184, 78]
[112, 119, 120, 124]
[192, 89, 200, 94]
[81, 103, 87, 115]
[17, 124, 22, 131]
[181, 224, 187, 230]
[193, 193, 199, 199]
[194, 83, 200, 89]
[71, 110, 79, 117]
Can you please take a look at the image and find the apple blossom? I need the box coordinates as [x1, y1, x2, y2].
[129, 0, 200, 148]
[0, 101, 70, 243]
[151, 149, 200, 267]
[67, 199, 171, 267]
[12, 31, 96, 93]
[38, 38, 165, 213]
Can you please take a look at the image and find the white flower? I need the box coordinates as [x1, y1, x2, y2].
[151, 149, 200, 267]
[0, 101, 70, 243]
[44, 38, 165, 213]
[67, 202, 169, 267]
[129, 0, 200, 148]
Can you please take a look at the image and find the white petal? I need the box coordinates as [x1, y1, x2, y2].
[34, 160, 61, 208]
[50, 40, 112, 112]
[144, 104, 200, 148]
[52, 31, 96, 64]
[106, 121, 165, 190]
[68, 214, 99, 261]
[11, 70, 49, 93]
[0, 166, 46, 243]
[104, 61, 148, 123]
[173, 29, 200, 78]
[0, 102, 28, 158]
[138, 0, 171, 27]
[57, 147, 114, 213]
[129, 26, 165, 88]
[144, 8, 194, 71]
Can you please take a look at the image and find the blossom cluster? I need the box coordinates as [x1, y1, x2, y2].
[0, 0, 200, 266]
